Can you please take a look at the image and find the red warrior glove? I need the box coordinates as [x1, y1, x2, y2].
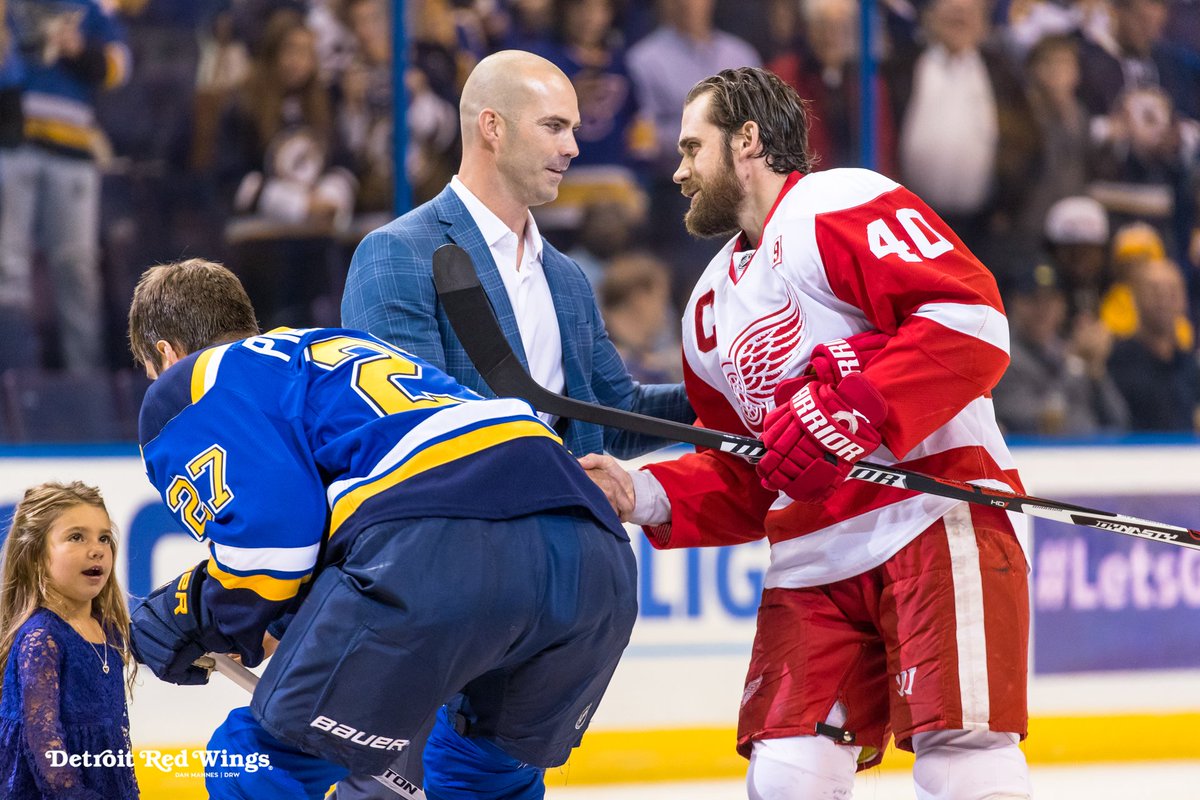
[757, 373, 888, 502]
[773, 330, 892, 408]
[807, 330, 891, 386]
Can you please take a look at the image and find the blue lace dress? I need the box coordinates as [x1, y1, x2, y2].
[0, 608, 138, 799]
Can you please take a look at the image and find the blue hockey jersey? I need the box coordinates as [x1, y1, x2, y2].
[138, 328, 625, 664]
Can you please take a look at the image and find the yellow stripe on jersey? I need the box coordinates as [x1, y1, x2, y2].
[329, 419, 560, 537]
[206, 557, 311, 602]
[23, 118, 96, 151]
[190, 347, 219, 403]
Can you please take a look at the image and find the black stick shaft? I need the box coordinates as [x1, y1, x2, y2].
[431, 243, 1200, 551]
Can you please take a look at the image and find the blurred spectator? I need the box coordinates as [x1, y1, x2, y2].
[599, 251, 683, 383]
[501, 0, 556, 51]
[229, 0, 305, 55]
[1088, 85, 1198, 261]
[0, 0, 129, 370]
[1002, 0, 1112, 59]
[91, 0, 198, 165]
[627, 0, 760, 304]
[567, 198, 639, 285]
[627, 0, 760, 175]
[1077, 0, 1200, 121]
[408, 0, 475, 194]
[409, 0, 468, 100]
[1107, 257, 1200, 431]
[891, 0, 1039, 273]
[540, 0, 649, 168]
[1018, 34, 1092, 240]
[196, 7, 250, 96]
[306, 0, 358, 83]
[1100, 219, 1194, 348]
[404, 64, 459, 209]
[759, 0, 803, 63]
[0, 0, 32, 371]
[769, 0, 898, 176]
[337, 0, 406, 218]
[219, 11, 355, 230]
[534, 0, 649, 232]
[1043, 195, 1111, 318]
[993, 263, 1128, 435]
[0, 0, 24, 151]
[192, 6, 251, 172]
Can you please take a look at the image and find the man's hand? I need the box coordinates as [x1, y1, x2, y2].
[130, 562, 237, 685]
[578, 453, 635, 521]
[757, 373, 887, 502]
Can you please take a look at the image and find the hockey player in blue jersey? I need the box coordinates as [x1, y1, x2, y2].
[125, 258, 638, 800]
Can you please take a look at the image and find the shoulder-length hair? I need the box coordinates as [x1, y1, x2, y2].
[686, 67, 817, 175]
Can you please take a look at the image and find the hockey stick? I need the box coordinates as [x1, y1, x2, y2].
[196, 654, 427, 800]
[431, 242, 1200, 552]
[205, 652, 258, 693]
[431, 245, 762, 459]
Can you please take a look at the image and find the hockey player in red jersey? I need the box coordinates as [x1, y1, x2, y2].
[583, 67, 1032, 799]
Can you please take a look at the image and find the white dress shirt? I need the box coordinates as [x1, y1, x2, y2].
[899, 45, 999, 214]
[450, 176, 564, 424]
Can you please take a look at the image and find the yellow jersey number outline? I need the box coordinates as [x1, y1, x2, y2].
[165, 444, 234, 540]
[306, 335, 462, 416]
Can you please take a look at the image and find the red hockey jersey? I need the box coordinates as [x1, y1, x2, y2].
[644, 168, 1024, 588]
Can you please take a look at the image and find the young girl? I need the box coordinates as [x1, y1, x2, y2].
[0, 482, 139, 799]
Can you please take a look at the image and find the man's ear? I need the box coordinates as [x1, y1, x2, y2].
[478, 108, 505, 149]
[155, 340, 186, 372]
[735, 121, 761, 161]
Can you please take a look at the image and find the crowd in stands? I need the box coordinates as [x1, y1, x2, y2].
[0, 0, 1198, 442]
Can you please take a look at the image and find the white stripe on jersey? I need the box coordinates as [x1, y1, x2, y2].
[944, 503, 992, 730]
[325, 397, 548, 507]
[887, 396, 1016, 470]
[765, 493, 960, 589]
[202, 344, 231, 395]
[211, 541, 320, 574]
[913, 302, 1010, 354]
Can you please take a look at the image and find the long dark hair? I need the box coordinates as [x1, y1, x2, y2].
[686, 67, 816, 175]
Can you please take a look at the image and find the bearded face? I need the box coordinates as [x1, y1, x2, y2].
[683, 143, 745, 238]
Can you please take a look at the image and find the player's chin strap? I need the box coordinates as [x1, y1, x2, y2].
[200, 653, 428, 800]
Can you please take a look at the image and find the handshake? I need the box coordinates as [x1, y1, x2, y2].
[581, 330, 891, 521]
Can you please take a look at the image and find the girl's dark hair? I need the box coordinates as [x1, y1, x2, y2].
[685, 67, 816, 175]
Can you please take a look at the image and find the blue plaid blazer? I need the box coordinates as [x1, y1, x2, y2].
[341, 186, 693, 458]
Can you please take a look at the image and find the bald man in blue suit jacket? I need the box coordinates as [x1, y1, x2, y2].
[343, 51, 692, 462]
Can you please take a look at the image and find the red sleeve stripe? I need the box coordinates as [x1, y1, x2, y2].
[912, 302, 1009, 355]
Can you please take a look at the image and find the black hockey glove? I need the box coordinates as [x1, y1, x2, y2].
[129, 562, 237, 685]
